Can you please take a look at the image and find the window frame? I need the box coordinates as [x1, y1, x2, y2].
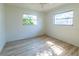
[22, 14, 37, 25]
[54, 10, 74, 26]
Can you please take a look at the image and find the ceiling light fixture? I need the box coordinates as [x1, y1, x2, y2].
[40, 3, 48, 8]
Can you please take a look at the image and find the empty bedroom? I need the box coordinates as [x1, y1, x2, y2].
[0, 3, 79, 56]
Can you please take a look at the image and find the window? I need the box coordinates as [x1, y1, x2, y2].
[23, 14, 37, 25]
[54, 11, 73, 25]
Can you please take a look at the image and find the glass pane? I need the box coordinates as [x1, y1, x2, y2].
[55, 11, 73, 25]
[23, 14, 37, 25]
[55, 11, 73, 19]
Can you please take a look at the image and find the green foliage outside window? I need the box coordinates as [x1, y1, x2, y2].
[23, 16, 34, 25]
[23, 14, 37, 25]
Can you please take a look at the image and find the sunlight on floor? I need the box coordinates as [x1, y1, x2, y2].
[36, 50, 53, 56]
[47, 41, 64, 55]
[36, 41, 64, 56]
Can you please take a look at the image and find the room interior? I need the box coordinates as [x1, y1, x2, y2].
[0, 3, 79, 56]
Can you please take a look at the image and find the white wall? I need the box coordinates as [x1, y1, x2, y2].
[0, 4, 6, 52]
[5, 5, 45, 42]
[4, 3, 79, 47]
[46, 4, 79, 47]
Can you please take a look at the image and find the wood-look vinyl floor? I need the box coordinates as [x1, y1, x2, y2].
[0, 35, 79, 56]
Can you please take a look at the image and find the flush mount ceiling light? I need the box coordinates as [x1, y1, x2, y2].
[40, 3, 48, 8]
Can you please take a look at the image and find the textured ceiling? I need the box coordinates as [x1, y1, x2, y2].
[6, 3, 64, 12]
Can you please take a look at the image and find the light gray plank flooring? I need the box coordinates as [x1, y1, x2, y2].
[0, 35, 79, 56]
